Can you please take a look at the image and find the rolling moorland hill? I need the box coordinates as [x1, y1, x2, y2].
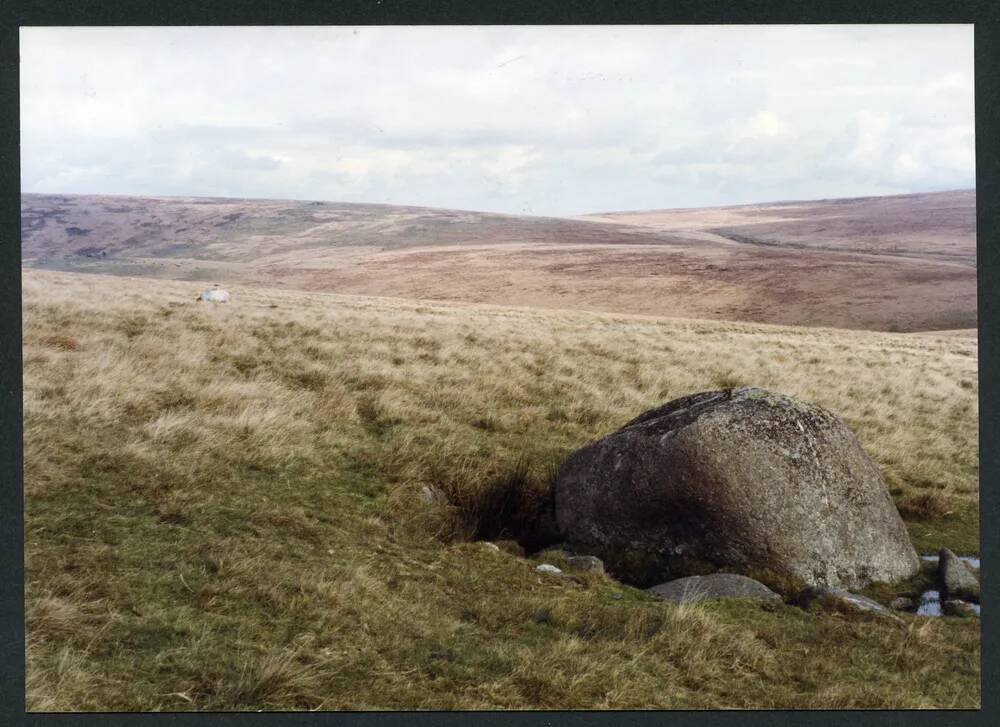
[22, 269, 979, 710]
[21, 190, 977, 333]
[583, 189, 977, 267]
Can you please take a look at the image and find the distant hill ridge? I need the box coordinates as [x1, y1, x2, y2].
[582, 189, 975, 268]
[20, 190, 976, 332]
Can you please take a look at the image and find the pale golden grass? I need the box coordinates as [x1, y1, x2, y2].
[25, 269, 977, 505]
[22, 270, 979, 710]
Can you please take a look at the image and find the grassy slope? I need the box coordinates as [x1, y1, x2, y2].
[23, 270, 980, 710]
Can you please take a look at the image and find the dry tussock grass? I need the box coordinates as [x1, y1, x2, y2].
[21, 270, 979, 710]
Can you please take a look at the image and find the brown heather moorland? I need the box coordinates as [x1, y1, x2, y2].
[23, 269, 979, 710]
[21, 190, 976, 333]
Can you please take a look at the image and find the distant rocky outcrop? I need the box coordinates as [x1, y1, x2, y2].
[554, 387, 919, 590]
[648, 574, 780, 604]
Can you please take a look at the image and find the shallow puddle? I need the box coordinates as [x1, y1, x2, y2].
[920, 554, 980, 569]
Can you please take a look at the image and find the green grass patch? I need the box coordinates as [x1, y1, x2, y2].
[904, 503, 980, 556]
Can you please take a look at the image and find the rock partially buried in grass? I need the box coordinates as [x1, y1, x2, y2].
[942, 599, 979, 618]
[800, 587, 899, 619]
[890, 596, 916, 612]
[647, 573, 780, 604]
[554, 387, 919, 589]
[197, 285, 231, 303]
[419, 485, 449, 506]
[565, 555, 605, 574]
[939, 548, 980, 602]
[535, 563, 569, 579]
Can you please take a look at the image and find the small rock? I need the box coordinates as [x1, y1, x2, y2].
[419, 485, 448, 505]
[198, 287, 231, 303]
[535, 563, 566, 578]
[942, 599, 979, 618]
[801, 587, 898, 619]
[648, 573, 781, 604]
[889, 597, 916, 612]
[565, 555, 605, 573]
[939, 548, 980, 601]
[482, 542, 501, 553]
[612, 592, 623, 600]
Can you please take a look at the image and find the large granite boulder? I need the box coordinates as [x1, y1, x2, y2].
[554, 387, 919, 589]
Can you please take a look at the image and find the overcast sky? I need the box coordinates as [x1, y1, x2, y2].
[20, 25, 974, 216]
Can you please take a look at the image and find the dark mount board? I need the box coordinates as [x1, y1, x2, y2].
[0, 2, 997, 727]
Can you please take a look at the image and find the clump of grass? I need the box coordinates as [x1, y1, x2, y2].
[382, 483, 466, 543]
[454, 458, 561, 551]
[713, 369, 746, 389]
[897, 492, 958, 521]
[38, 332, 79, 351]
[470, 415, 498, 431]
[284, 368, 328, 392]
[189, 649, 325, 710]
[117, 314, 148, 339]
[355, 393, 400, 436]
[26, 596, 86, 638]
[859, 560, 937, 605]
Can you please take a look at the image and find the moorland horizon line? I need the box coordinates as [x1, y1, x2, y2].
[21, 187, 977, 220]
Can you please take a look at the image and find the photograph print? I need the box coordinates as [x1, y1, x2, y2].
[19, 24, 980, 711]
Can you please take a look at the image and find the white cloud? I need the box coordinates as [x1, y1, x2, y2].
[735, 111, 793, 142]
[848, 110, 896, 167]
[19, 25, 975, 215]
